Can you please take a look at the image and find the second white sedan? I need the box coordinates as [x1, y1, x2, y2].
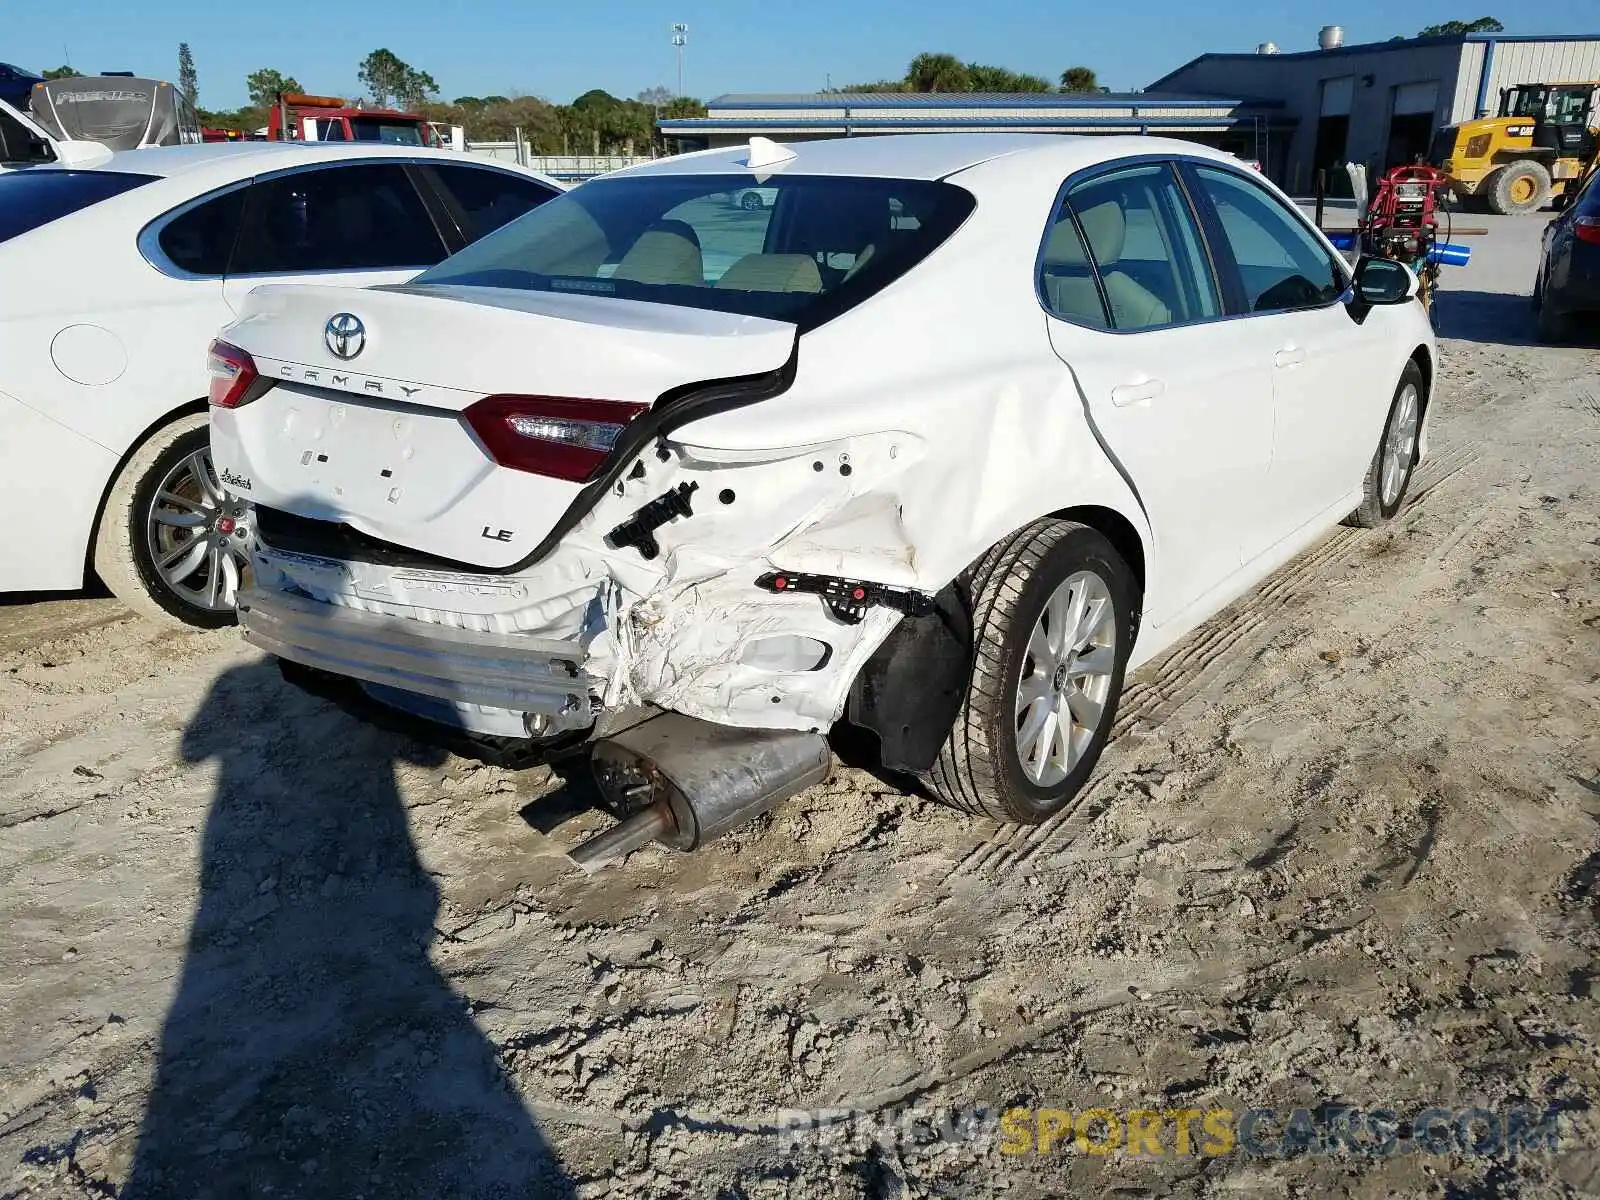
[0, 140, 561, 624]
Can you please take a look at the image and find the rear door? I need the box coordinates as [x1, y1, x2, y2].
[221, 161, 451, 314]
[1040, 161, 1276, 627]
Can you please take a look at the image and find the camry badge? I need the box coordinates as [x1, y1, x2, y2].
[325, 312, 366, 360]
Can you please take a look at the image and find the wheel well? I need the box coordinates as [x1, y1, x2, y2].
[83, 400, 209, 585]
[1409, 344, 1433, 417]
[1050, 504, 1146, 598]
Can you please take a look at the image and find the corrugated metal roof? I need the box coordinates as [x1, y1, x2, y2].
[1150, 32, 1600, 90]
[661, 115, 1282, 131]
[708, 91, 1280, 109]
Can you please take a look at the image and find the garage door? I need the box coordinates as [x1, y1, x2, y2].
[1320, 76, 1355, 117]
[1393, 81, 1439, 115]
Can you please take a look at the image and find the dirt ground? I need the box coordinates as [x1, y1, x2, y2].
[2, 222, 1599, 1199]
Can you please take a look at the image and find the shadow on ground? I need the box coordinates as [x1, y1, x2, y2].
[1434, 289, 1537, 346]
[122, 659, 574, 1199]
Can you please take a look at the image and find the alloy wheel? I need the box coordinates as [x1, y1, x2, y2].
[144, 447, 252, 613]
[1013, 570, 1118, 787]
[1380, 383, 1420, 507]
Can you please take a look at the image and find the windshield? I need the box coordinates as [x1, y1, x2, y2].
[0, 169, 155, 243]
[1505, 86, 1594, 123]
[410, 172, 976, 327]
[350, 118, 424, 145]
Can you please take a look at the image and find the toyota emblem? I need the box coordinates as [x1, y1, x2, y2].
[325, 312, 366, 360]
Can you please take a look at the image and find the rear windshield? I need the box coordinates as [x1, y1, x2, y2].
[349, 118, 424, 145]
[0, 169, 155, 243]
[410, 172, 976, 327]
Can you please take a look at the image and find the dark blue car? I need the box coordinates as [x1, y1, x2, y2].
[0, 62, 43, 110]
[1534, 170, 1600, 343]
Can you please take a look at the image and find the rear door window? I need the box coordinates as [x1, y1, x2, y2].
[0, 169, 155, 243]
[424, 164, 559, 241]
[1050, 162, 1220, 330]
[229, 163, 447, 274]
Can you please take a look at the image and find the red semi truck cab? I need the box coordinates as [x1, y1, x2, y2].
[267, 93, 456, 148]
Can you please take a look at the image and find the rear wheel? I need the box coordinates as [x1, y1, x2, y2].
[93, 414, 253, 628]
[1486, 161, 1552, 216]
[740, 190, 764, 210]
[926, 519, 1136, 824]
[1536, 292, 1574, 343]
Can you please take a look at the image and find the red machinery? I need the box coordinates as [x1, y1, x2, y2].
[1357, 164, 1453, 307]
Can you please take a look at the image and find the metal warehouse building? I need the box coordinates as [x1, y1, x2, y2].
[660, 92, 1290, 165]
[660, 30, 1600, 194]
[1151, 30, 1600, 192]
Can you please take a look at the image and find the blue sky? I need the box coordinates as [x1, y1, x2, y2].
[6, 0, 1596, 110]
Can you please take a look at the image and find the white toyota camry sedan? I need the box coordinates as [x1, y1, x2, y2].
[209, 134, 1434, 854]
[0, 140, 560, 625]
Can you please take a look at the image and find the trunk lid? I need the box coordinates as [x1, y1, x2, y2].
[213, 283, 796, 570]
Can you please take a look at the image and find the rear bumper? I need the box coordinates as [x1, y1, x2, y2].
[237, 586, 596, 734]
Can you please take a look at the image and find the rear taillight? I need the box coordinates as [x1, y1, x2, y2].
[463, 396, 649, 483]
[1576, 216, 1600, 246]
[207, 340, 259, 408]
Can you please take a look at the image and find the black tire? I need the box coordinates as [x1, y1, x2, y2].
[1531, 267, 1544, 312]
[1347, 360, 1425, 529]
[93, 414, 249, 628]
[1536, 293, 1574, 344]
[925, 519, 1137, 824]
[740, 191, 764, 210]
[1486, 161, 1552, 216]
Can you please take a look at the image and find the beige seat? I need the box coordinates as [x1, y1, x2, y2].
[1077, 201, 1171, 329]
[1043, 201, 1172, 330]
[613, 222, 704, 286]
[716, 253, 823, 293]
[1041, 217, 1108, 326]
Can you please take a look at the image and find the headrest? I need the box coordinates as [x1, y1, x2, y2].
[716, 253, 823, 293]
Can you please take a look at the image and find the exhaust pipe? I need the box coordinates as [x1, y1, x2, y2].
[569, 713, 831, 871]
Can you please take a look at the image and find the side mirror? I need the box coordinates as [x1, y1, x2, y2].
[1350, 255, 1418, 306]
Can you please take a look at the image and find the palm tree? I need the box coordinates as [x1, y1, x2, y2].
[907, 52, 971, 93]
[1060, 66, 1099, 93]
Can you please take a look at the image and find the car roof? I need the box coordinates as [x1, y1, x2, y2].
[48, 141, 561, 188]
[603, 132, 1245, 184]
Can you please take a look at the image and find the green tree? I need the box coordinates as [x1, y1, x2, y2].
[636, 85, 673, 107]
[662, 96, 707, 119]
[1059, 66, 1099, 93]
[842, 79, 909, 92]
[907, 52, 971, 93]
[395, 67, 438, 109]
[41, 65, 77, 80]
[177, 42, 197, 104]
[1418, 16, 1503, 36]
[357, 48, 410, 108]
[966, 63, 1052, 92]
[245, 67, 301, 108]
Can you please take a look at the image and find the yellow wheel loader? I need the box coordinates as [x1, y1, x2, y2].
[1432, 83, 1598, 214]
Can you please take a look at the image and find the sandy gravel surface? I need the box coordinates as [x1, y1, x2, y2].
[1, 222, 1598, 1198]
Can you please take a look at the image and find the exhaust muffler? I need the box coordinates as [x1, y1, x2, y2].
[569, 713, 831, 871]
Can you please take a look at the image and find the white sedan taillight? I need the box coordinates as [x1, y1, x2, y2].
[463, 395, 648, 482]
[207, 340, 260, 409]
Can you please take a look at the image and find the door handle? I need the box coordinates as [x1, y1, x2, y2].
[1274, 346, 1307, 367]
[1110, 379, 1165, 407]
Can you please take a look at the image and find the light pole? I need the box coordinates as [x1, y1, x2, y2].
[671, 23, 688, 98]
